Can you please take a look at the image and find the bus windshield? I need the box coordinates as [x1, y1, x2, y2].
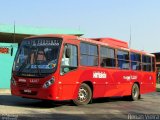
[13, 38, 62, 76]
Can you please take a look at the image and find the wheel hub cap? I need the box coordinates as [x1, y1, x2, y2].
[78, 88, 88, 102]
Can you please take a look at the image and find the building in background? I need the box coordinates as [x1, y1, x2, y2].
[152, 52, 160, 83]
[0, 24, 84, 88]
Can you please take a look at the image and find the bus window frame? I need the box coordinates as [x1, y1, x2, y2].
[60, 43, 79, 75]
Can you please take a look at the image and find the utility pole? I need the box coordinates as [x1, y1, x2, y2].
[13, 21, 15, 43]
[129, 25, 132, 48]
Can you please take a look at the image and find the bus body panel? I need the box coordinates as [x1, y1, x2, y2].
[11, 69, 156, 101]
[57, 68, 156, 100]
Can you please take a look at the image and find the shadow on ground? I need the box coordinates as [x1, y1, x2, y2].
[0, 94, 144, 109]
[0, 95, 72, 108]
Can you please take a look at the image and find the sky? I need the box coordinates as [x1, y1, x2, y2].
[0, 0, 160, 53]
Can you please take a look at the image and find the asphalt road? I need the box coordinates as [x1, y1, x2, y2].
[0, 92, 160, 120]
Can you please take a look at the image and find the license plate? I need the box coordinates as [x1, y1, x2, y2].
[24, 89, 31, 93]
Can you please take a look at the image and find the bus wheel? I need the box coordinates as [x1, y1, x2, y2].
[73, 83, 92, 105]
[131, 83, 140, 101]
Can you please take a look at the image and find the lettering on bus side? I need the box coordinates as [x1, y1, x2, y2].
[123, 75, 138, 81]
[93, 72, 107, 79]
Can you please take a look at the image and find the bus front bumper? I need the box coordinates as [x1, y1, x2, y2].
[11, 85, 61, 101]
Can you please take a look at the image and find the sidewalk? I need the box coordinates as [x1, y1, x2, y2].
[0, 89, 11, 94]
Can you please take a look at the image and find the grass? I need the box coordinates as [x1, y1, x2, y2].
[157, 88, 160, 92]
[156, 83, 160, 92]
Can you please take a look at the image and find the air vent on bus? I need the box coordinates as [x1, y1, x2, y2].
[90, 38, 129, 48]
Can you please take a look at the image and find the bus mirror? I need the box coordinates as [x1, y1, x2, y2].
[11, 47, 13, 56]
[65, 48, 71, 58]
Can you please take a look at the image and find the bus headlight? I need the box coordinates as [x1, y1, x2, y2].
[43, 77, 55, 88]
[11, 77, 16, 86]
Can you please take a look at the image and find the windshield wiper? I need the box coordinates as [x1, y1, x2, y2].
[18, 47, 32, 75]
[18, 62, 28, 75]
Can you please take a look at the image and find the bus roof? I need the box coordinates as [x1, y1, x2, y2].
[79, 37, 154, 57]
[25, 34, 78, 40]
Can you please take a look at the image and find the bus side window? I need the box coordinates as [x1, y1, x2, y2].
[60, 44, 78, 75]
[142, 55, 151, 72]
[80, 42, 98, 66]
[130, 52, 141, 71]
[100, 46, 116, 68]
[117, 50, 130, 69]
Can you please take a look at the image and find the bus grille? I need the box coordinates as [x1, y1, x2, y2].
[17, 82, 26, 87]
[17, 82, 42, 88]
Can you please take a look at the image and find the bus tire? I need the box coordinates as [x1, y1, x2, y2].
[73, 83, 92, 106]
[130, 83, 140, 101]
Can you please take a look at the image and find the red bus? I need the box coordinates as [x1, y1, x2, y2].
[11, 34, 156, 105]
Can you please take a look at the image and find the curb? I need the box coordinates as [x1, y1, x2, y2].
[0, 89, 11, 94]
